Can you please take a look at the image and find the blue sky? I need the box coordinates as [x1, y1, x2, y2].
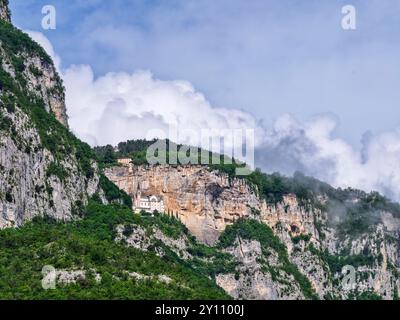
[8, 0, 400, 198]
[10, 0, 400, 146]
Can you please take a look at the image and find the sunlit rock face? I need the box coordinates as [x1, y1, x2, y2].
[105, 164, 323, 246]
[106, 165, 256, 245]
[106, 163, 400, 299]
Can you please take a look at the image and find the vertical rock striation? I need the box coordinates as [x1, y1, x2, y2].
[106, 165, 257, 245]
[0, 3, 99, 228]
[106, 163, 400, 299]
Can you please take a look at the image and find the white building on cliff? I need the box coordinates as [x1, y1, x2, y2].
[134, 192, 165, 213]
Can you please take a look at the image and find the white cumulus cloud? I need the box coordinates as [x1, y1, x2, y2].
[62, 65, 263, 150]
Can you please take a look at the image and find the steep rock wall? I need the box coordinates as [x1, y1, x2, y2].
[106, 164, 400, 299]
[0, 3, 98, 228]
[0, 0, 11, 23]
[106, 165, 256, 244]
[105, 164, 322, 246]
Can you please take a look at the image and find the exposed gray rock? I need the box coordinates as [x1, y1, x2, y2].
[115, 224, 152, 251]
[0, 106, 99, 228]
[0, 6, 100, 228]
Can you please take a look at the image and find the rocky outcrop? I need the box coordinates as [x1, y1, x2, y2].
[116, 223, 192, 260]
[22, 53, 69, 127]
[107, 163, 400, 300]
[0, 0, 11, 23]
[126, 272, 172, 285]
[0, 1, 68, 127]
[0, 106, 98, 228]
[1, 50, 68, 127]
[106, 165, 323, 246]
[0, 4, 99, 228]
[106, 165, 257, 245]
[216, 238, 304, 300]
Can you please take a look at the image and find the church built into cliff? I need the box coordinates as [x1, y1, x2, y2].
[134, 192, 165, 213]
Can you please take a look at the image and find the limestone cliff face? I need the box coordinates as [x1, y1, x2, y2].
[0, 1, 68, 127]
[0, 0, 11, 23]
[0, 107, 98, 228]
[216, 238, 304, 300]
[0, 4, 99, 228]
[106, 164, 400, 300]
[106, 165, 256, 245]
[105, 165, 321, 246]
[22, 53, 69, 127]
